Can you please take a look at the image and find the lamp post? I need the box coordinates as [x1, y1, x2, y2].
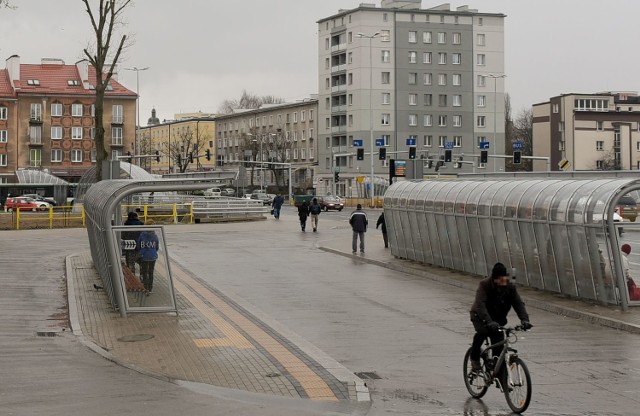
[487, 73, 506, 172]
[124, 66, 150, 166]
[357, 32, 379, 208]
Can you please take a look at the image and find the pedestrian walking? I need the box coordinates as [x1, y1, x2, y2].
[272, 193, 284, 219]
[123, 212, 143, 274]
[376, 212, 388, 248]
[298, 200, 310, 232]
[309, 197, 322, 232]
[349, 204, 368, 254]
[138, 219, 159, 293]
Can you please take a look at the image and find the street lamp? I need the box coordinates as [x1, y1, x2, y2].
[124, 66, 150, 166]
[357, 32, 379, 208]
[487, 73, 506, 172]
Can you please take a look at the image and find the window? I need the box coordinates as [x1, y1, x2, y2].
[409, 93, 418, 106]
[423, 114, 433, 126]
[438, 73, 447, 85]
[71, 149, 83, 163]
[27, 79, 40, 86]
[438, 53, 447, 64]
[112, 127, 123, 145]
[30, 103, 42, 121]
[423, 135, 433, 147]
[437, 32, 446, 44]
[453, 136, 462, 147]
[477, 116, 486, 127]
[477, 95, 486, 107]
[348, 52, 353, 64]
[72, 127, 83, 140]
[559, 122, 564, 132]
[381, 135, 390, 146]
[0, 130, 6, 142]
[409, 114, 418, 126]
[348, 73, 353, 85]
[453, 95, 462, 107]
[51, 149, 62, 162]
[72, 103, 83, 117]
[51, 126, 62, 140]
[382, 72, 391, 84]
[596, 160, 604, 170]
[382, 50, 391, 63]
[348, 94, 353, 105]
[439, 94, 447, 107]
[453, 74, 462, 86]
[597, 121, 604, 131]
[381, 113, 390, 125]
[596, 141, 604, 151]
[309, 109, 314, 120]
[478, 17, 483, 26]
[575, 99, 609, 111]
[477, 75, 486, 87]
[30, 126, 42, 143]
[408, 31, 417, 43]
[552, 103, 559, 113]
[30, 149, 41, 167]
[0, 106, 7, 119]
[409, 51, 417, 63]
[408, 72, 417, 85]
[477, 54, 486, 65]
[348, 32, 353, 43]
[381, 30, 390, 42]
[91, 104, 95, 117]
[424, 94, 432, 106]
[383, 12, 388, 22]
[559, 141, 565, 151]
[453, 115, 462, 127]
[91, 127, 96, 139]
[348, 115, 353, 126]
[453, 32, 461, 44]
[439, 136, 447, 147]
[51, 103, 63, 117]
[111, 149, 122, 161]
[438, 115, 447, 126]
[0, 154, 7, 167]
[423, 73, 432, 85]
[325, 58, 330, 69]
[423, 52, 432, 64]
[423, 31, 432, 43]
[452, 53, 461, 65]
[301, 148, 306, 159]
[477, 33, 486, 46]
[382, 92, 391, 105]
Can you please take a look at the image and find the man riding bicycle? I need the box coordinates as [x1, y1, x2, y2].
[469, 262, 532, 372]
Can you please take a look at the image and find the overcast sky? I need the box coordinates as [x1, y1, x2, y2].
[2, 1, 639, 123]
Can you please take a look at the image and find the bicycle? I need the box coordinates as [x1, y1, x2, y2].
[463, 325, 532, 413]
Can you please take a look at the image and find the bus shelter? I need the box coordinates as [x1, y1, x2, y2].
[383, 177, 640, 309]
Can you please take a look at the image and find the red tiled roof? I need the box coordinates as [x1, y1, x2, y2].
[0, 69, 16, 98]
[15, 63, 136, 97]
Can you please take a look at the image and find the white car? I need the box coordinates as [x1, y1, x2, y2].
[204, 187, 222, 197]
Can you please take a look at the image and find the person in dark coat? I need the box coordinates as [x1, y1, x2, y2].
[376, 212, 388, 248]
[123, 212, 143, 274]
[309, 197, 322, 232]
[349, 204, 368, 254]
[138, 219, 159, 293]
[298, 200, 310, 232]
[272, 194, 284, 219]
[469, 262, 532, 371]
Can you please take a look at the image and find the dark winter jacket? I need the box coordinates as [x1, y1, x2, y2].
[123, 217, 143, 242]
[309, 202, 322, 215]
[272, 195, 284, 209]
[298, 202, 310, 219]
[349, 209, 368, 232]
[470, 277, 529, 326]
[376, 212, 387, 234]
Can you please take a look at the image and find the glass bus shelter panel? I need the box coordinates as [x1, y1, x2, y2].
[387, 206, 407, 260]
[455, 215, 476, 274]
[549, 181, 588, 223]
[533, 181, 572, 221]
[585, 227, 615, 304]
[405, 183, 424, 262]
[113, 225, 177, 313]
[518, 221, 543, 289]
[490, 181, 521, 218]
[504, 180, 540, 220]
[479, 217, 498, 273]
[492, 218, 512, 272]
[549, 223, 578, 297]
[415, 186, 434, 264]
[443, 181, 467, 214]
[477, 182, 502, 217]
[430, 181, 451, 214]
[533, 222, 560, 293]
[567, 225, 598, 301]
[445, 213, 464, 271]
[568, 180, 618, 224]
[517, 180, 558, 220]
[466, 216, 487, 276]
[465, 181, 493, 216]
[397, 201, 414, 260]
[434, 213, 454, 268]
[504, 219, 526, 283]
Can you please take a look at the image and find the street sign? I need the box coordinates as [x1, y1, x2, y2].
[558, 159, 570, 171]
[479, 141, 490, 149]
[406, 138, 417, 146]
[394, 160, 407, 177]
[512, 141, 524, 150]
[445, 142, 454, 149]
[122, 240, 137, 250]
[353, 139, 364, 147]
[375, 138, 385, 147]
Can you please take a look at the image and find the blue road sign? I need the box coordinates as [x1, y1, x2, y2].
[406, 138, 417, 146]
[512, 141, 524, 150]
[353, 139, 364, 147]
[445, 142, 454, 149]
[375, 138, 385, 147]
[479, 141, 490, 149]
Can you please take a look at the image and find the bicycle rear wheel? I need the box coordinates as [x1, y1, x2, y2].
[463, 348, 489, 398]
[503, 357, 532, 413]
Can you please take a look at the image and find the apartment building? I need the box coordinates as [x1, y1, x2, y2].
[0, 55, 136, 183]
[532, 92, 640, 171]
[215, 98, 318, 192]
[138, 113, 217, 174]
[317, 0, 505, 195]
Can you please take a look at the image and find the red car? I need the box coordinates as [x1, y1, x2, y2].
[4, 196, 50, 212]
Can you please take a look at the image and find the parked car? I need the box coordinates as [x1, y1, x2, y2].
[222, 188, 236, 197]
[250, 192, 272, 205]
[317, 196, 344, 211]
[616, 195, 637, 222]
[5, 196, 50, 212]
[20, 194, 57, 206]
[204, 187, 222, 197]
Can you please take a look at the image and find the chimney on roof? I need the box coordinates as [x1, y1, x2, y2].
[6, 55, 20, 88]
[41, 58, 65, 65]
[76, 60, 89, 84]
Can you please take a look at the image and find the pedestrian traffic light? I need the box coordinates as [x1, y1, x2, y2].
[155, 150, 160, 163]
[379, 147, 386, 160]
[480, 150, 488, 164]
[409, 147, 416, 159]
[334, 171, 340, 182]
[513, 151, 522, 164]
[205, 148, 211, 161]
[444, 149, 452, 162]
[357, 148, 364, 160]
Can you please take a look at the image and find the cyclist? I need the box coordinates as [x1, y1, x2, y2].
[469, 262, 532, 372]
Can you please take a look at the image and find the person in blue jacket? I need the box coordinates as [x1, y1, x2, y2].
[138, 219, 159, 293]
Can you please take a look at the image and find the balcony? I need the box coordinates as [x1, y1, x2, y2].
[112, 115, 124, 124]
[331, 104, 347, 113]
[331, 84, 347, 93]
[29, 137, 43, 146]
[29, 115, 43, 124]
[331, 64, 347, 73]
[331, 125, 347, 134]
[331, 43, 346, 53]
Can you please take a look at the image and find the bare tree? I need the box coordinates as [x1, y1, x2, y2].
[82, 0, 132, 181]
[218, 90, 285, 114]
[595, 148, 622, 170]
[1, 0, 15, 9]
[506, 107, 533, 172]
[163, 126, 211, 173]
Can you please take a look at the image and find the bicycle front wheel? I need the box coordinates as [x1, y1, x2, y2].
[503, 357, 532, 413]
[463, 348, 489, 398]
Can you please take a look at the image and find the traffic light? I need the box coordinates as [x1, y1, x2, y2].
[480, 150, 488, 164]
[334, 171, 340, 182]
[444, 149, 452, 162]
[357, 148, 364, 160]
[513, 151, 522, 164]
[189, 152, 194, 163]
[379, 147, 386, 160]
[427, 160, 433, 169]
[205, 148, 211, 161]
[155, 150, 160, 163]
[409, 146, 416, 159]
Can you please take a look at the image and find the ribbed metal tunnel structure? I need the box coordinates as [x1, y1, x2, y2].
[384, 177, 640, 309]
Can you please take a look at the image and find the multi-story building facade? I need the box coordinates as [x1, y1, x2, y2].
[215, 98, 318, 193]
[318, 0, 505, 196]
[532, 92, 640, 171]
[138, 113, 217, 174]
[0, 56, 136, 183]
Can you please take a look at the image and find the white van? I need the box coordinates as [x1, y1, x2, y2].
[204, 187, 222, 197]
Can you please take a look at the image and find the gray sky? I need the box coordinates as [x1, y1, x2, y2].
[2, 1, 639, 123]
